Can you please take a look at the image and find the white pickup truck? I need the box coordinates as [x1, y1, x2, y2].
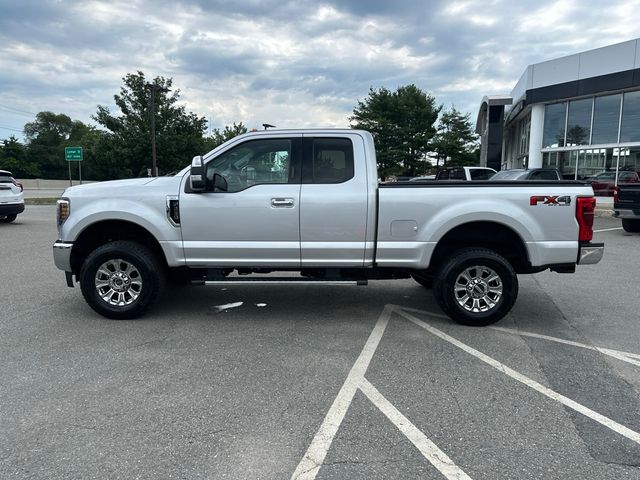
[53, 129, 603, 326]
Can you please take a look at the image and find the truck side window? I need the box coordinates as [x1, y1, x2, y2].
[470, 169, 492, 180]
[311, 138, 354, 184]
[449, 168, 465, 180]
[204, 138, 294, 192]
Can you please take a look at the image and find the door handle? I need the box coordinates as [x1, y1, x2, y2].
[271, 198, 294, 208]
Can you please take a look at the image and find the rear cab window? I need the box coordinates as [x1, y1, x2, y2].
[302, 138, 354, 184]
[469, 169, 493, 180]
[531, 170, 560, 180]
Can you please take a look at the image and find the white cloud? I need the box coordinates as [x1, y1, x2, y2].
[0, 0, 638, 141]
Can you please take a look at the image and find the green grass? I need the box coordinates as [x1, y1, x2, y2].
[25, 197, 58, 205]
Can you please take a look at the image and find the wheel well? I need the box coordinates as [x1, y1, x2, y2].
[430, 221, 530, 273]
[70, 220, 167, 273]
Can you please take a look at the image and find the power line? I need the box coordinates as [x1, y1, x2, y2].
[0, 125, 24, 132]
[0, 104, 36, 116]
[0, 106, 34, 118]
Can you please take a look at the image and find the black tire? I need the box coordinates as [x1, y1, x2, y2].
[79, 240, 164, 319]
[411, 271, 434, 289]
[0, 214, 17, 223]
[433, 248, 518, 326]
[622, 219, 640, 233]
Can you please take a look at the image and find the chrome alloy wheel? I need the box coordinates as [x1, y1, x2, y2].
[94, 259, 142, 306]
[453, 265, 503, 313]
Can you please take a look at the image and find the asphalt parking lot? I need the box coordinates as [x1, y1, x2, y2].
[1, 206, 639, 479]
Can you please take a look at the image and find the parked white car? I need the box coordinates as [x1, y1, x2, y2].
[435, 166, 497, 181]
[0, 170, 25, 223]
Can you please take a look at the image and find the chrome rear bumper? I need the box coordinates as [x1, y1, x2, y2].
[613, 209, 640, 220]
[577, 242, 604, 265]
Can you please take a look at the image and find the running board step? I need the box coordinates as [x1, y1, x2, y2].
[195, 278, 368, 286]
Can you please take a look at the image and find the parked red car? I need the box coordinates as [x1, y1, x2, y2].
[589, 171, 640, 196]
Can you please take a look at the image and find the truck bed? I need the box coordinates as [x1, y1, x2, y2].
[377, 180, 594, 269]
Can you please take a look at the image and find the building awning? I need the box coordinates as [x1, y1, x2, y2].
[476, 95, 512, 133]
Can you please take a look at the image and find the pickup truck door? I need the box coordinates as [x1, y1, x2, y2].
[299, 135, 370, 266]
[179, 136, 302, 267]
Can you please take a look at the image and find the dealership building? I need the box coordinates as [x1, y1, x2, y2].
[476, 38, 640, 182]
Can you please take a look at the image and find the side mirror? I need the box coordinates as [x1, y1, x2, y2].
[190, 156, 205, 191]
[213, 173, 228, 192]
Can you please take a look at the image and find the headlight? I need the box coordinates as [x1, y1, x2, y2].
[56, 198, 70, 227]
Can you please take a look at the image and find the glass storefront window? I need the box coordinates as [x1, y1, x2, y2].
[576, 148, 612, 180]
[542, 152, 558, 168]
[544, 151, 575, 179]
[566, 98, 592, 146]
[542, 103, 566, 148]
[617, 146, 640, 178]
[591, 94, 621, 144]
[620, 91, 640, 143]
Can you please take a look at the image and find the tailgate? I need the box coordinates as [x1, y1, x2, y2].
[615, 184, 640, 209]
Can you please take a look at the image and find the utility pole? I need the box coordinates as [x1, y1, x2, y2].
[145, 82, 170, 176]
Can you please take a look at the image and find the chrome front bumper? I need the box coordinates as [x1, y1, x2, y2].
[53, 241, 73, 271]
[577, 242, 604, 265]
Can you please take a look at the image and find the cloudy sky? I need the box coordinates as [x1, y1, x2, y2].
[1, 0, 639, 141]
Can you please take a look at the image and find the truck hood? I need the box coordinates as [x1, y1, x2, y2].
[61, 176, 182, 198]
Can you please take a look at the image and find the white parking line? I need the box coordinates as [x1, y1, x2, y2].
[294, 304, 640, 478]
[291, 305, 392, 480]
[490, 326, 640, 367]
[594, 227, 623, 232]
[359, 378, 472, 480]
[398, 309, 640, 446]
[292, 305, 472, 480]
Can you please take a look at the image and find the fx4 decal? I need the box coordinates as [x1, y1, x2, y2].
[530, 195, 572, 206]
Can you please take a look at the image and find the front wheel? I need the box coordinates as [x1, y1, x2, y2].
[433, 248, 518, 326]
[79, 240, 164, 319]
[622, 219, 640, 232]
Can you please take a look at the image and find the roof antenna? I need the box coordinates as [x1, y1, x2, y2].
[262, 123, 276, 130]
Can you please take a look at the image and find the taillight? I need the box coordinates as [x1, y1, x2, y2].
[13, 180, 23, 192]
[614, 186, 619, 204]
[576, 197, 596, 242]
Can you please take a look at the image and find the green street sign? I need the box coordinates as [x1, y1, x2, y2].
[65, 146, 83, 161]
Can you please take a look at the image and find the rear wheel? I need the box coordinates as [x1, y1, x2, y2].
[0, 214, 17, 223]
[79, 240, 164, 319]
[433, 248, 518, 326]
[622, 219, 640, 232]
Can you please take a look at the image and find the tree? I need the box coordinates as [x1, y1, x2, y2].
[0, 136, 38, 178]
[23, 112, 91, 179]
[93, 71, 208, 178]
[350, 85, 440, 178]
[431, 107, 479, 167]
[204, 122, 248, 151]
